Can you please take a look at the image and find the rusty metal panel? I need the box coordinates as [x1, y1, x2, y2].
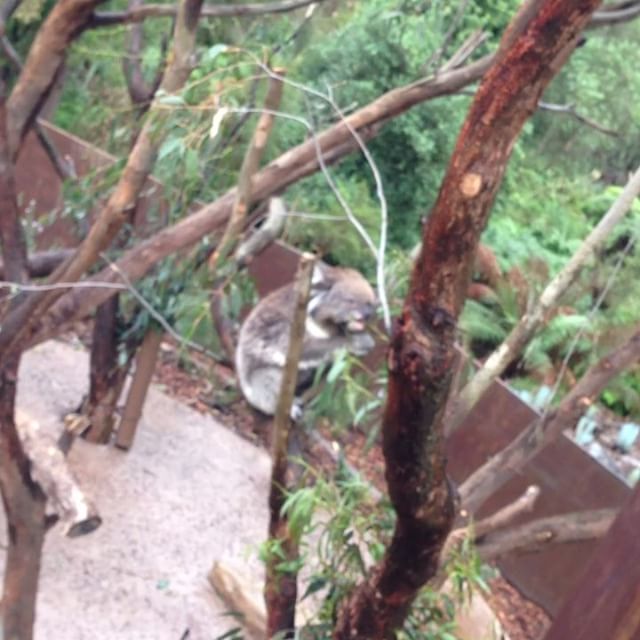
[544, 485, 640, 640]
[15, 122, 632, 619]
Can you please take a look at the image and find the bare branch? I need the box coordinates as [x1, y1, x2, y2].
[539, 100, 619, 137]
[476, 508, 616, 562]
[460, 327, 640, 514]
[448, 164, 640, 434]
[590, 0, 640, 26]
[90, 0, 323, 28]
[208, 71, 285, 271]
[1, 35, 77, 180]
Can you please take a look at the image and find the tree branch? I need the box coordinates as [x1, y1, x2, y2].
[27, 56, 494, 344]
[539, 100, 619, 137]
[6, 0, 106, 161]
[0, 0, 205, 360]
[590, 0, 640, 26]
[460, 326, 640, 514]
[0, 249, 75, 280]
[475, 508, 616, 562]
[90, 0, 323, 28]
[447, 164, 640, 434]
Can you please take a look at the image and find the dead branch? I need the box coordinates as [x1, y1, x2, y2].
[90, 0, 323, 28]
[475, 508, 616, 562]
[333, 0, 601, 636]
[460, 326, 640, 514]
[437, 485, 540, 585]
[448, 164, 640, 434]
[0, 0, 205, 361]
[265, 253, 314, 637]
[15, 410, 102, 537]
[539, 100, 619, 136]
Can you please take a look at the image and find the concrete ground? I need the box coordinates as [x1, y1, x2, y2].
[3, 340, 271, 640]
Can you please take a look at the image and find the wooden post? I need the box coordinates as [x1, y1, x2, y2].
[115, 328, 164, 450]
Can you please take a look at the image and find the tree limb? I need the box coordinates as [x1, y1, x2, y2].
[447, 164, 640, 434]
[0, 249, 75, 280]
[590, 0, 640, 26]
[0, 0, 205, 360]
[6, 0, 107, 161]
[539, 100, 619, 137]
[28, 55, 494, 344]
[90, 0, 323, 28]
[475, 508, 616, 562]
[460, 326, 640, 514]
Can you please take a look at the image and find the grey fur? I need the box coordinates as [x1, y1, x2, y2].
[235, 263, 377, 417]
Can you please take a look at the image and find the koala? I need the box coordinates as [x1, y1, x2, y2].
[235, 262, 377, 418]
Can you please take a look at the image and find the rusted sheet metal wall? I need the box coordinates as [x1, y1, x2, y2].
[15, 122, 631, 617]
[544, 484, 640, 640]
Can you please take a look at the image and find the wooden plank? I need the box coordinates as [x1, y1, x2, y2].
[544, 484, 640, 640]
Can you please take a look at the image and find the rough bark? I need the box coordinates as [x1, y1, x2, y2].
[265, 254, 314, 638]
[448, 164, 640, 433]
[115, 328, 164, 450]
[333, 1, 601, 637]
[0, 0, 205, 361]
[460, 326, 640, 514]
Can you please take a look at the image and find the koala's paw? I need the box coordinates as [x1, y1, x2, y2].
[290, 401, 304, 422]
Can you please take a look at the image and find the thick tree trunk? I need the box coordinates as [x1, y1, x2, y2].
[333, 1, 601, 637]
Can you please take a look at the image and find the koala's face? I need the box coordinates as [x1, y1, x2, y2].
[312, 266, 377, 335]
